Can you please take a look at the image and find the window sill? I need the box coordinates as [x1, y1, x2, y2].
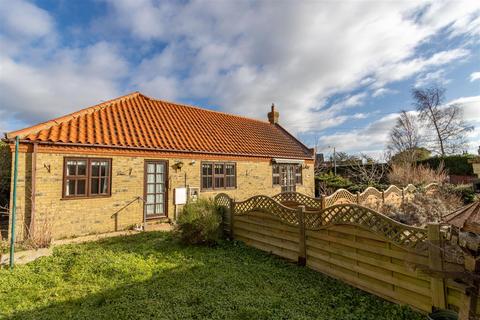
[61, 195, 112, 201]
[200, 187, 237, 192]
[146, 214, 167, 220]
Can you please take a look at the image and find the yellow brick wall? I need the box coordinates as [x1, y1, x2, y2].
[11, 149, 314, 240]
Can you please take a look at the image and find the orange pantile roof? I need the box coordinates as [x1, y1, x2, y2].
[7, 92, 313, 159]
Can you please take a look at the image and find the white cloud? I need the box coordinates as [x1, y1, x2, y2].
[470, 72, 480, 82]
[317, 95, 480, 156]
[0, 0, 53, 38]
[1, 0, 479, 154]
[373, 48, 469, 88]
[100, 0, 479, 135]
[372, 88, 398, 98]
[415, 69, 450, 87]
[0, 42, 129, 124]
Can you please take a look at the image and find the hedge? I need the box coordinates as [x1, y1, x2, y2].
[418, 154, 475, 176]
[0, 141, 11, 206]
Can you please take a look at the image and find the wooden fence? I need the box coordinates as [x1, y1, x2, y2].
[323, 183, 440, 208]
[214, 192, 478, 319]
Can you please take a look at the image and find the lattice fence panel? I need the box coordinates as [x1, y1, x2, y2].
[424, 183, 440, 195]
[233, 195, 299, 226]
[324, 189, 357, 207]
[214, 193, 231, 208]
[358, 187, 383, 207]
[272, 192, 322, 210]
[404, 184, 417, 193]
[304, 204, 428, 249]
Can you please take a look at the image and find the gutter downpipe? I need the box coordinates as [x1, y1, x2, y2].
[9, 136, 19, 270]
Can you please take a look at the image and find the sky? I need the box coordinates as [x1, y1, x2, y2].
[0, 0, 479, 159]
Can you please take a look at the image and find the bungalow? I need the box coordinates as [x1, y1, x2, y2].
[5, 92, 314, 240]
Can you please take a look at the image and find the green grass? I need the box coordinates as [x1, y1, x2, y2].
[0, 232, 424, 320]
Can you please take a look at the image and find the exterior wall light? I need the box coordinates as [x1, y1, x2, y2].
[173, 161, 184, 170]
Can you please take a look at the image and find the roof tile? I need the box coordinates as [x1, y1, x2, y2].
[9, 92, 313, 159]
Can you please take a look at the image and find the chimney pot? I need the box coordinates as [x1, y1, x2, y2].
[268, 103, 279, 124]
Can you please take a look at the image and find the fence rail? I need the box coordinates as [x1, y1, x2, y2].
[214, 190, 478, 319]
[323, 183, 439, 208]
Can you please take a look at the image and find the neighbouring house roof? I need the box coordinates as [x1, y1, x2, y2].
[7, 92, 313, 159]
[444, 201, 480, 234]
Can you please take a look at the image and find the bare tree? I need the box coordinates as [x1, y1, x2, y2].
[347, 153, 386, 186]
[387, 111, 423, 164]
[413, 86, 473, 156]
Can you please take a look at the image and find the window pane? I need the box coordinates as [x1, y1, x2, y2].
[214, 164, 224, 175]
[156, 174, 163, 182]
[91, 178, 99, 194]
[226, 176, 235, 188]
[226, 164, 235, 175]
[215, 176, 224, 188]
[155, 194, 163, 203]
[156, 163, 164, 173]
[91, 161, 100, 177]
[202, 164, 212, 176]
[147, 174, 155, 183]
[202, 176, 211, 189]
[67, 161, 77, 176]
[146, 205, 154, 214]
[273, 176, 280, 185]
[100, 177, 107, 194]
[100, 162, 108, 176]
[202, 177, 207, 188]
[155, 184, 163, 193]
[273, 165, 279, 174]
[155, 204, 164, 214]
[147, 194, 155, 204]
[66, 180, 75, 195]
[77, 180, 86, 195]
[147, 163, 155, 173]
[77, 161, 87, 176]
[147, 184, 155, 193]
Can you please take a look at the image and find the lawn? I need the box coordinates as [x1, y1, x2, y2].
[0, 232, 424, 320]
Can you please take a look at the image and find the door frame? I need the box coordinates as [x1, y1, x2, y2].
[280, 164, 296, 192]
[143, 159, 169, 219]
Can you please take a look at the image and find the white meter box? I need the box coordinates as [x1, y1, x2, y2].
[174, 187, 187, 205]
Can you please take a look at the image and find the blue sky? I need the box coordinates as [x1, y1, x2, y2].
[0, 0, 479, 158]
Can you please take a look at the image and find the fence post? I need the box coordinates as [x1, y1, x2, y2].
[297, 205, 306, 266]
[321, 196, 326, 210]
[458, 256, 479, 320]
[381, 191, 385, 206]
[356, 192, 360, 205]
[229, 197, 235, 240]
[427, 223, 447, 310]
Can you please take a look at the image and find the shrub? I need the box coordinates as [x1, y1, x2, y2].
[26, 216, 53, 249]
[373, 186, 464, 227]
[315, 172, 353, 195]
[445, 184, 477, 204]
[387, 162, 447, 186]
[175, 199, 222, 245]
